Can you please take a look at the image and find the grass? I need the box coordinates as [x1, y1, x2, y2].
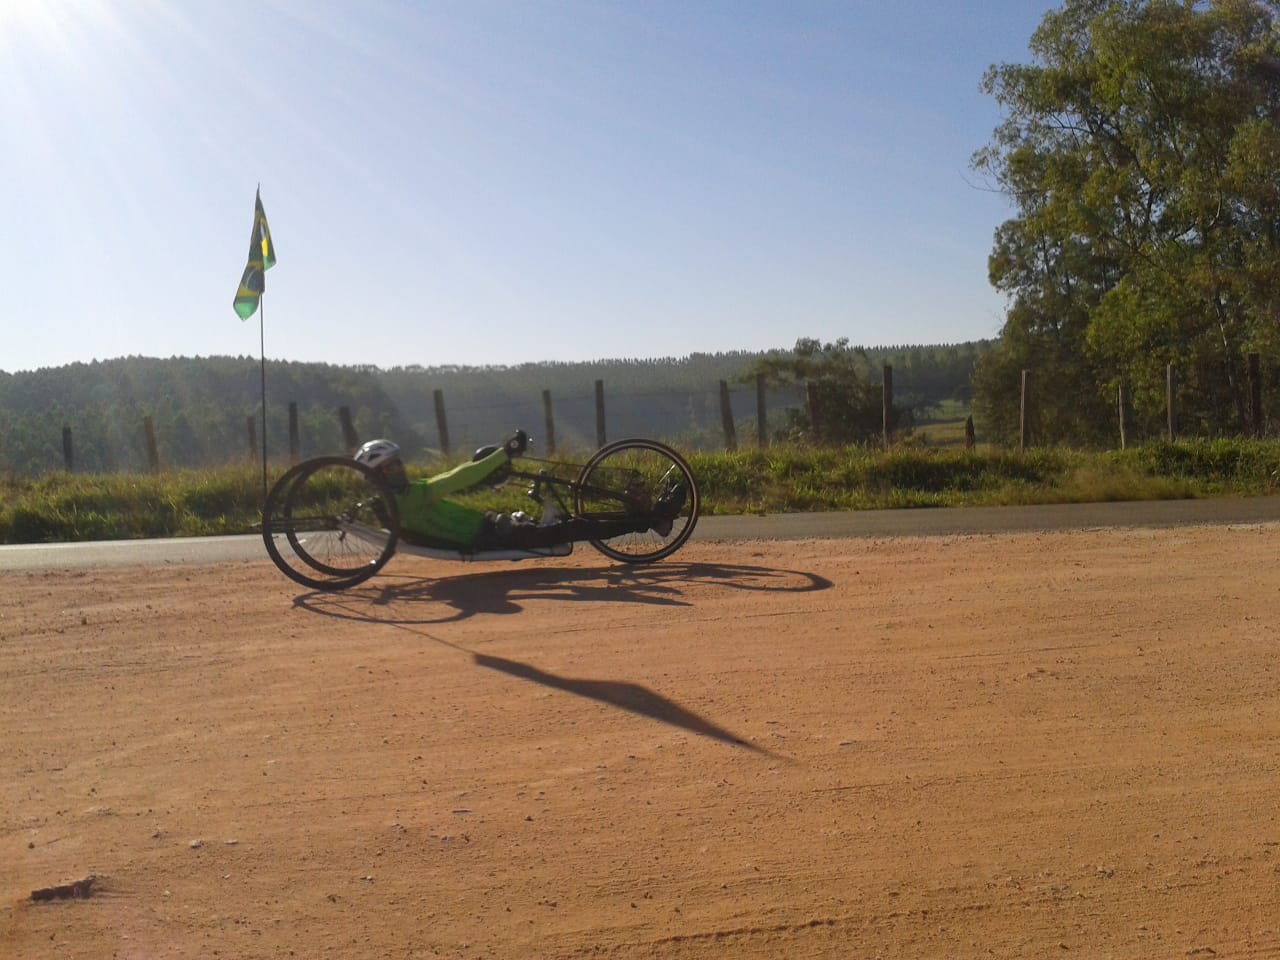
[0, 466, 268, 543]
[2, 438, 1278, 544]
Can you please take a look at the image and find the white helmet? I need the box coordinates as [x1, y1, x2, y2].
[354, 439, 401, 470]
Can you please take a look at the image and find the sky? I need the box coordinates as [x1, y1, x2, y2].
[0, 0, 1054, 375]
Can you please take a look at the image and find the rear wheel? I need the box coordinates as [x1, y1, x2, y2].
[261, 456, 399, 590]
[574, 439, 699, 563]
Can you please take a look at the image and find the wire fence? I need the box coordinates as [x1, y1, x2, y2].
[17, 377, 815, 477]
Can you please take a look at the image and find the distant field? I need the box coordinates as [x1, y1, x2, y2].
[911, 400, 977, 448]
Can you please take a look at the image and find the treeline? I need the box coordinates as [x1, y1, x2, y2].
[0, 343, 988, 476]
[973, 0, 1280, 445]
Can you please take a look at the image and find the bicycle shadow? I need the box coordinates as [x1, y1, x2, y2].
[290, 562, 817, 760]
[294, 561, 833, 626]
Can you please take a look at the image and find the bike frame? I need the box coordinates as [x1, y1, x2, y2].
[381, 457, 630, 563]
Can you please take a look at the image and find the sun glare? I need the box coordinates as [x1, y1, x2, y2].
[0, 0, 58, 33]
[0, 0, 114, 47]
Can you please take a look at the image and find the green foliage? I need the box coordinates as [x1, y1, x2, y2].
[741, 338, 904, 445]
[974, 0, 1280, 444]
[0, 348, 990, 477]
[0, 467, 266, 542]
[2, 439, 1277, 543]
[1115, 438, 1280, 491]
[864, 447, 1065, 493]
[687, 438, 1277, 514]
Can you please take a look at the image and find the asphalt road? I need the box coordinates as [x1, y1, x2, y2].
[1, 496, 1276, 571]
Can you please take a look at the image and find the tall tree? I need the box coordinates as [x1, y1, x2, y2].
[743, 338, 898, 445]
[974, 0, 1280, 443]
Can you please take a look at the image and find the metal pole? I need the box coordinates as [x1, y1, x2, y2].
[259, 301, 268, 499]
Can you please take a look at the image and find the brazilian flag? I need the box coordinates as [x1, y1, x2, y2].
[233, 189, 277, 320]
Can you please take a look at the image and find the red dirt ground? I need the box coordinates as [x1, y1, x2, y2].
[2, 526, 1279, 959]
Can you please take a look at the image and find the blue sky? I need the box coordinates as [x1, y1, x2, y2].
[1, 0, 1052, 374]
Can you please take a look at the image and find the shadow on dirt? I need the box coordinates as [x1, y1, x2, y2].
[293, 561, 832, 626]
[289, 562, 821, 757]
[472, 653, 782, 758]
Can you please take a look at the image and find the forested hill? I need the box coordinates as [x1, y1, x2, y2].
[0, 342, 990, 475]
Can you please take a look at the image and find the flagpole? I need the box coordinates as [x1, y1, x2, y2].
[234, 183, 273, 501]
[260, 296, 268, 500]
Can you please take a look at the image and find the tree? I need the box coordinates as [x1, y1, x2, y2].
[973, 0, 1280, 443]
[743, 337, 898, 445]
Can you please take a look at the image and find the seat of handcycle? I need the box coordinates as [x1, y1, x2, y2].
[396, 528, 473, 551]
[394, 524, 572, 560]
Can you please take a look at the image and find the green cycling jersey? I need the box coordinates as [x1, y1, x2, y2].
[393, 447, 510, 546]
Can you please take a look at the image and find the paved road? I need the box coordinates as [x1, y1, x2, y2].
[2, 496, 1276, 572]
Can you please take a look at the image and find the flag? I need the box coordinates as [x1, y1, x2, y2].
[233, 188, 277, 320]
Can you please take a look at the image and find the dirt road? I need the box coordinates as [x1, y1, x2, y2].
[3, 525, 1279, 958]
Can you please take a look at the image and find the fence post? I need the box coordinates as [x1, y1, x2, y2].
[247, 416, 258, 462]
[433, 389, 451, 457]
[718, 380, 738, 452]
[1117, 382, 1129, 450]
[882, 364, 894, 449]
[288, 401, 300, 464]
[338, 405, 359, 451]
[143, 415, 160, 473]
[1166, 364, 1177, 442]
[755, 373, 767, 449]
[806, 382, 821, 440]
[1019, 370, 1031, 453]
[541, 389, 556, 456]
[964, 415, 976, 449]
[594, 379, 607, 447]
[1248, 352, 1262, 438]
[62, 425, 73, 472]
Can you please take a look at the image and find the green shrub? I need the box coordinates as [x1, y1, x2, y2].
[2, 439, 1278, 543]
[1117, 439, 1280, 490]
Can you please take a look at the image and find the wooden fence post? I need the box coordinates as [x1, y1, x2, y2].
[288, 401, 300, 464]
[1166, 365, 1177, 442]
[1117, 382, 1129, 450]
[755, 373, 767, 449]
[964, 415, 976, 449]
[247, 416, 258, 462]
[882, 364, 894, 449]
[806, 382, 822, 441]
[433, 389, 451, 457]
[718, 380, 737, 452]
[1248, 352, 1262, 438]
[338, 406, 359, 451]
[143, 415, 160, 473]
[594, 379, 607, 448]
[542, 389, 556, 456]
[62, 425, 73, 472]
[1019, 370, 1031, 453]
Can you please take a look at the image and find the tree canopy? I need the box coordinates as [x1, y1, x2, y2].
[743, 338, 902, 445]
[973, 0, 1280, 444]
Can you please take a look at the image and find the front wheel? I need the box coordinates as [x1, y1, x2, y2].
[574, 439, 699, 563]
[261, 456, 400, 591]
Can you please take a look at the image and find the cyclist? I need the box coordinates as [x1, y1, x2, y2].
[354, 431, 686, 550]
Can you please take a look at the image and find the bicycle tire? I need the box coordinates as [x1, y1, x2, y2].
[261, 456, 400, 591]
[574, 438, 699, 563]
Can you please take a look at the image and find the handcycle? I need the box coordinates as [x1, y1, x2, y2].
[260, 437, 700, 591]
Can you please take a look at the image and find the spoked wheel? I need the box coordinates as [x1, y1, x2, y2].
[574, 438, 699, 563]
[261, 456, 400, 591]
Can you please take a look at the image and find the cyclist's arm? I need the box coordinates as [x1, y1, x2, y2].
[421, 447, 510, 499]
